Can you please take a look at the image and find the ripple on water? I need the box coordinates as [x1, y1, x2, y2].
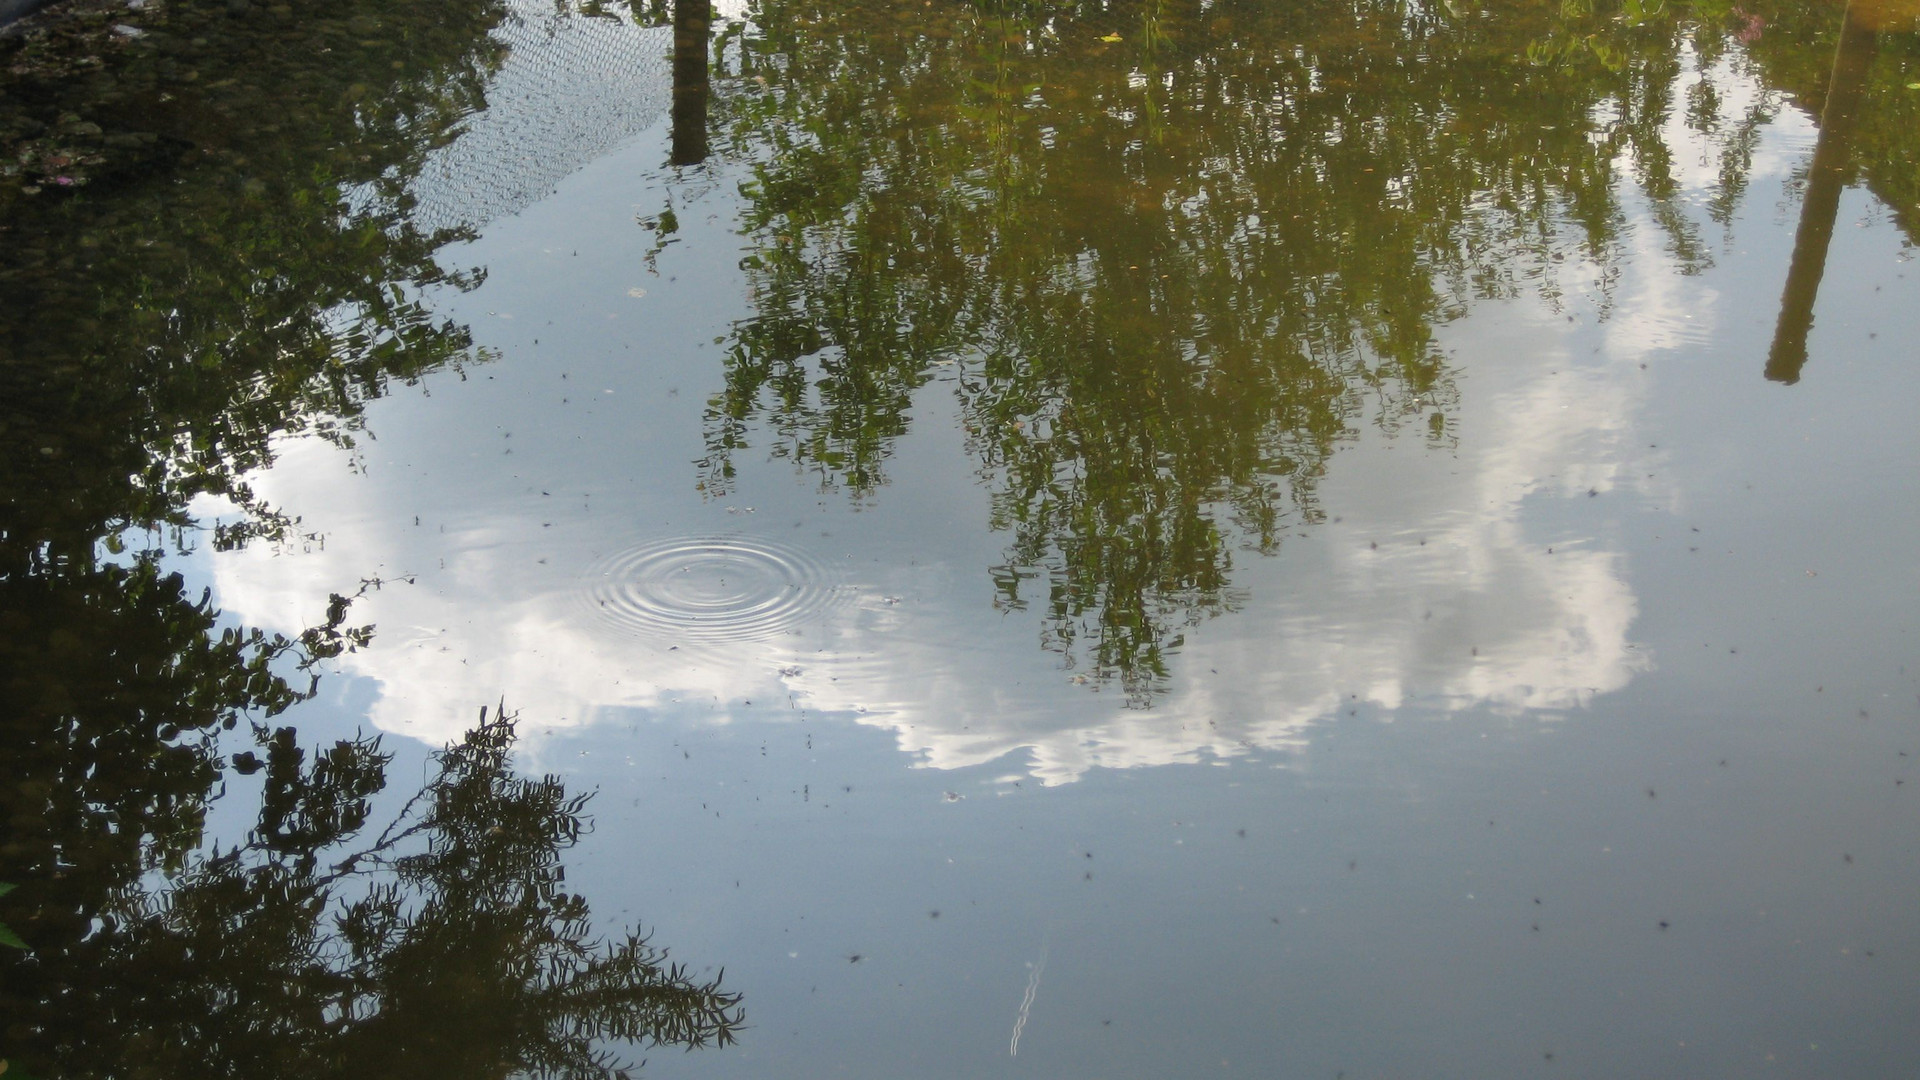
[583, 536, 848, 643]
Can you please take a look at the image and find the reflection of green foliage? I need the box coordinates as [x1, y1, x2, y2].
[0, 0, 546, 1069]
[0, 0, 754, 1070]
[1734, 1, 1920, 236]
[0, 884, 24, 950]
[1, 711, 742, 1079]
[0, 0, 505, 561]
[625, 0, 673, 26]
[0, 547, 364, 1062]
[702, 0, 1786, 696]
[0, 551, 372, 910]
[0, 0, 505, 971]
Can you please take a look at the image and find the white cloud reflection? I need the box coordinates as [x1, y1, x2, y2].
[201, 257, 1706, 784]
[201, 40, 1792, 780]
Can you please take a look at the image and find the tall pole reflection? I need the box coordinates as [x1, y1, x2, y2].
[671, 0, 711, 166]
[1766, 3, 1877, 384]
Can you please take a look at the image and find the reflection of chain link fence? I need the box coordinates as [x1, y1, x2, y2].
[404, 0, 672, 235]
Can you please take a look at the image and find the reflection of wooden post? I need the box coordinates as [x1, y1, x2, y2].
[1767, 4, 1877, 384]
[670, 0, 711, 166]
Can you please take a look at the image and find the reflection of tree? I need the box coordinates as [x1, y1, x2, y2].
[1, 709, 742, 1079]
[0, 0, 506, 563]
[1738, 0, 1920, 226]
[0, 1, 644, 1072]
[1, 0, 498, 966]
[0, 0, 516, 913]
[700, 0, 1771, 696]
[1734, 0, 1920, 382]
[1766, 2, 1877, 383]
[0, 554, 368, 946]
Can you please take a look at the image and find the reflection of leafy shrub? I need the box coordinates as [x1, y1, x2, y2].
[3, 709, 742, 1080]
[0, 883, 23, 950]
[0, 0, 503, 571]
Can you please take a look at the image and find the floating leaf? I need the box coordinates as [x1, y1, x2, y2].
[1099, 32, 1122, 42]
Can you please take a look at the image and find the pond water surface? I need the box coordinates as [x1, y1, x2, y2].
[4, 0, 1920, 1076]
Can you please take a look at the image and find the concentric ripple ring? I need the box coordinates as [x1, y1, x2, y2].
[583, 536, 846, 643]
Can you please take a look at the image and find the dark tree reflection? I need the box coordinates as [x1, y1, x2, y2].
[1, 0, 501, 1058]
[2, 2, 745, 1074]
[1762, 0, 1920, 381]
[1, 707, 742, 1080]
[0, 0, 507, 565]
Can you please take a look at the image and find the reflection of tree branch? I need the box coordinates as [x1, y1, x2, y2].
[8, 706, 743, 1079]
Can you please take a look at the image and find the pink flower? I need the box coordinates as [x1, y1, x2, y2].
[54, 176, 75, 186]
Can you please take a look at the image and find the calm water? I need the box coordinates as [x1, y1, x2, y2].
[5, 0, 1920, 1075]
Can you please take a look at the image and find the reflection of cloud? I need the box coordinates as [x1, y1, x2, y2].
[205, 269, 1672, 784]
[202, 48, 1776, 782]
[883, 301, 1664, 782]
